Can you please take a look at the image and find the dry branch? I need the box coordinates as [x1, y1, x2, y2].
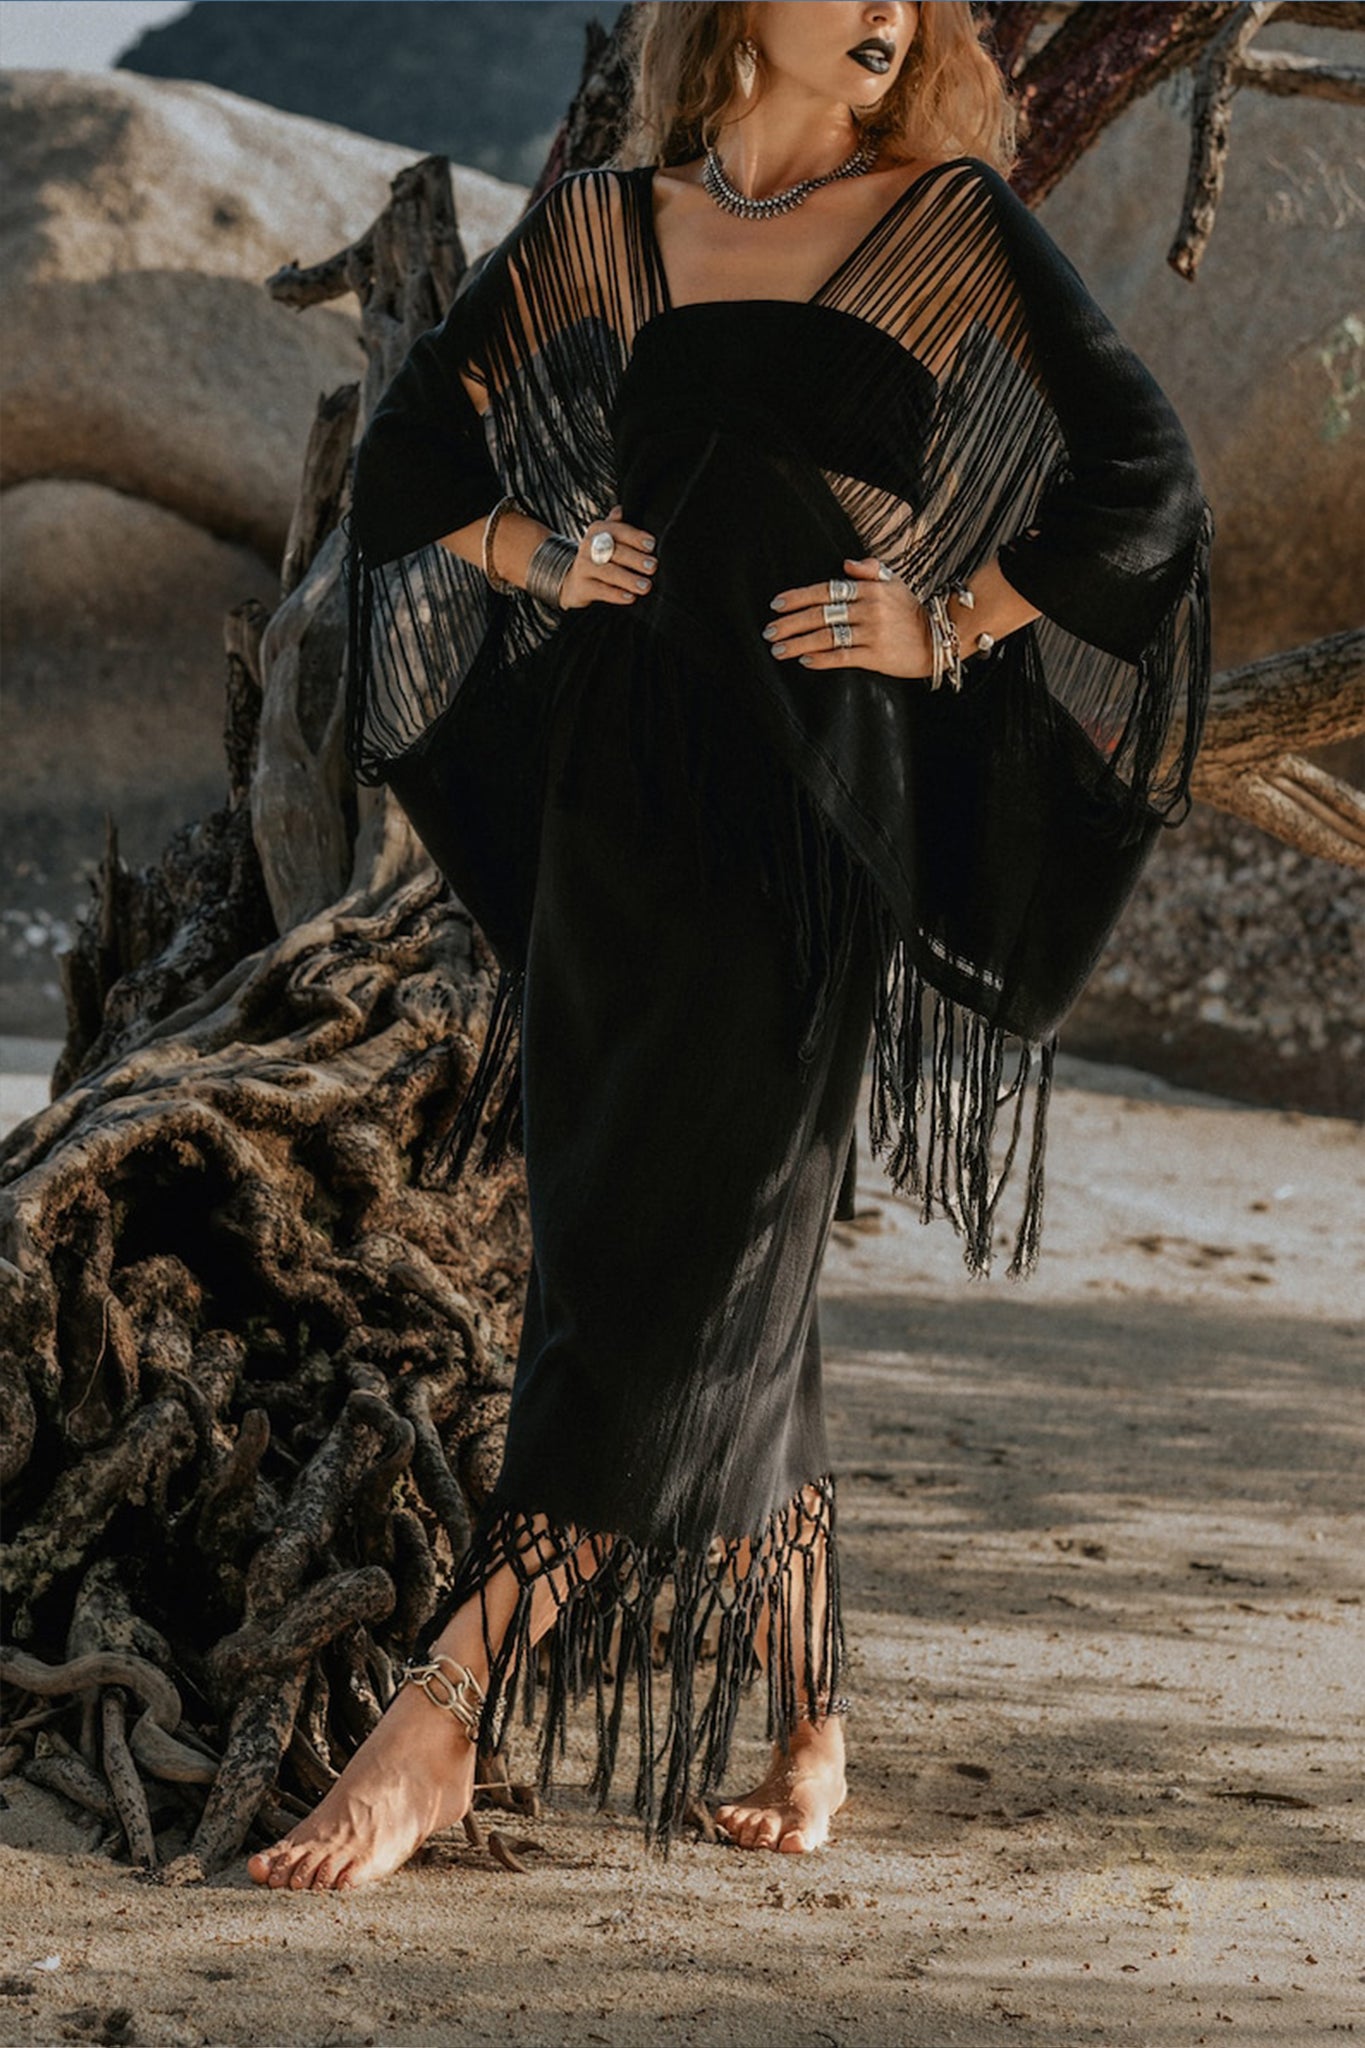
[1191, 628, 1365, 865]
[1235, 50, 1365, 101]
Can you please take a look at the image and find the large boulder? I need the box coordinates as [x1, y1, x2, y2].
[1038, 18, 1363, 665]
[0, 67, 524, 555]
[0, 68, 525, 1032]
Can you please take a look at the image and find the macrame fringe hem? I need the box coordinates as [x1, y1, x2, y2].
[410, 1473, 844, 1853]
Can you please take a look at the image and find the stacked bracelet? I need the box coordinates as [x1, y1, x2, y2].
[481, 494, 521, 595]
[921, 576, 998, 689]
[525, 533, 578, 608]
[922, 589, 963, 692]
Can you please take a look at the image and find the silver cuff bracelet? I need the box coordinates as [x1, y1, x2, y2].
[525, 533, 578, 607]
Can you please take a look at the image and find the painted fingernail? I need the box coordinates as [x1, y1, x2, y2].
[798, 656, 813, 667]
[641, 534, 656, 548]
[770, 643, 786, 657]
[634, 577, 649, 592]
[770, 597, 786, 611]
[642, 556, 657, 570]
[762, 624, 778, 640]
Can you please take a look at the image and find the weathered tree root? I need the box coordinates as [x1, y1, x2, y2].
[0, 868, 531, 1869]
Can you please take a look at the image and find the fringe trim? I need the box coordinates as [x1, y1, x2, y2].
[866, 897, 1057, 1281]
[751, 718, 1057, 1280]
[425, 962, 526, 1188]
[410, 1473, 843, 1852]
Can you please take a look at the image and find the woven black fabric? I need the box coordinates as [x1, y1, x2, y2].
[341, 157, 1214, 1842]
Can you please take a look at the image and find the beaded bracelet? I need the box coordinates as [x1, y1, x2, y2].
[481, 493, 521, 595]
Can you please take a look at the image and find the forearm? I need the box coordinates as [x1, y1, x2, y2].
[946, 555, 1042, 654]
[437, 506, 553, 589]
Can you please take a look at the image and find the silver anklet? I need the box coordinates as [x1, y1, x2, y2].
[399, 1653, 486, 1741]
[796, 1695, 851, 1720]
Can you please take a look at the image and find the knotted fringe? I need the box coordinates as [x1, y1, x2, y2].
[1116, 497, 1216, 829]
[425, 962, 526, 1188]
[410, 1474, 842, 1852]
[866, 904, 1056, 1280]
[748, 710, 1057, 1279]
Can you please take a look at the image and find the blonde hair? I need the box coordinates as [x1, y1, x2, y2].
[613, 2, 1018, 176]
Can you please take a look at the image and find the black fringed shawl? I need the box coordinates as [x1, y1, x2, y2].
[344, 156, 1214, 1277]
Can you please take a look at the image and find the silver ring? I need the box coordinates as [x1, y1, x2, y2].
[827, 578, 857, 603]
[822, 600, 851, 625]
[876, 562, 894, 582]
[589, 529, 616, 565]
[831, 621, 854, 650]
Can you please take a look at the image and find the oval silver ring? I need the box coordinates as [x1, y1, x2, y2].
[831, 621, 855, 650]
[827, 578, 857, 603]
[589, 529, 616, 565]
[822, 600, 851, 625]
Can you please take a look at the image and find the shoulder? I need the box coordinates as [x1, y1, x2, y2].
[915, 154, 1093, 297]
[537, 163, 642, 213]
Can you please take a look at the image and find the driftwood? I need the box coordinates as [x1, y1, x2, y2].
[4, 8, 1363, 1881]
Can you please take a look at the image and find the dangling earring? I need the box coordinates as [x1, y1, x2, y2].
[734, 36, 758, 100]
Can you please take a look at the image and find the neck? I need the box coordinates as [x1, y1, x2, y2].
[712, 91, 869, 196]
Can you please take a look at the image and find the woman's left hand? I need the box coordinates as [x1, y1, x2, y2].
[763, 556, 932, 680]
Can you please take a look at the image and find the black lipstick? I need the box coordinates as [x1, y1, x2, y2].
[848, 37, 893, 76]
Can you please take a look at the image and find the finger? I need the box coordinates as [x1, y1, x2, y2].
[767, 626, 864, 662]
[795, 645, 862, 668]
[603, 541, 658, 574]
[768, 582, 838, 614]
[842, 555, 892, 581]
[593, 560, 654, 596]
[589, 579, 638, 605]
[769, 563, 875, 612]
[597, 509, 657, 555]
[765, 604, 866, 647]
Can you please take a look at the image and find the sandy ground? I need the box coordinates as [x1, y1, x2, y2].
[2, 1050, 1362, 2048]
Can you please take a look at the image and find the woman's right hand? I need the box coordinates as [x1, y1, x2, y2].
[558, 504, 658, 610]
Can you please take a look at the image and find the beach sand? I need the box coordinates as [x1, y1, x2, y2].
[2, 1053, 1362, 2047]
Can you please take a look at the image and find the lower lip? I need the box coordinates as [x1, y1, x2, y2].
[849, 50, 891, 75]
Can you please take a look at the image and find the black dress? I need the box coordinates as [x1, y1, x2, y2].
[343, 161, 1214, 1845]
[407, 307, 902, 1842]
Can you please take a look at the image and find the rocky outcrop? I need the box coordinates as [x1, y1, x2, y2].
[0, 68, 525, 1032]
[1, 68, 524, 556]
[1038, 18, 1363, 669]
[117, 0, 612, 190]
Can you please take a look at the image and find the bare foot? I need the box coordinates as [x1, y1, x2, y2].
[246, 1675, 477, 1891]
[714, 1714, 848, 1853]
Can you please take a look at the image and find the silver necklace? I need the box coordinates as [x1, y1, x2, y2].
[702, 135, 879, 220]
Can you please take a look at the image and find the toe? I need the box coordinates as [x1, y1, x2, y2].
[293, 1846, 330, 1889]
[308, 1853, 343, 1890]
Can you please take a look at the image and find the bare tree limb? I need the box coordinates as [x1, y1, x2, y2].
[1192, 629, 1365, 866]
[1172, 3, 1286, 280]
[1235, 50, 1365, 101]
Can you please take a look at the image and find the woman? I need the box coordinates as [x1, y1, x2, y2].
[248, 0, 1212, 1890]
